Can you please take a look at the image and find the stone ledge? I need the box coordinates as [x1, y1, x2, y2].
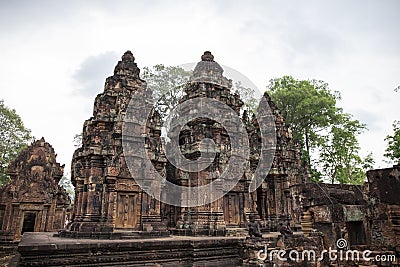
[18, 232, 244, 266]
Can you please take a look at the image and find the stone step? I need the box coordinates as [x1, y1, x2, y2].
[0, 241, 18, 257]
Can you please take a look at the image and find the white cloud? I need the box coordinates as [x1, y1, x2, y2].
[0, 0, 399, 176]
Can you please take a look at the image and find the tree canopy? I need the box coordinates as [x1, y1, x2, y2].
[59, 175, 75, 203]
[266, 76, 372, 184]
[142, 64, 192, 118]
[139, 68, 375, 185]
[384, 120, 400, 164]
[0, 100, 33, 185]
[318, 113, 374, 184]
[142, 64, 258, 116]
[266, 76, 341, 164]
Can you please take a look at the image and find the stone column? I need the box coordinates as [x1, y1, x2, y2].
[74, 178, 84, 221]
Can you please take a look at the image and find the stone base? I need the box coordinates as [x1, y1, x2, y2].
[141, 214, 168, 232]
[57, 229, 169, 239]
[68, 221, 114, 232]
[175, 210, 227, 236]
[17, 232, 243, 266]
[65, 215, 169, 239]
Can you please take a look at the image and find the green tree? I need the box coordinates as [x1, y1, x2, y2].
[318, 114, 373, 184]
[142, 64, 259, 116]
[266, 76, 341, 167]
[384, 120, 400, 164]
[59, 175, 75, 203]
[232, 81, 258, 113]
[0, 100, 33, 185]
[266, 76, 372, 184]
[142, 64, 192, 118]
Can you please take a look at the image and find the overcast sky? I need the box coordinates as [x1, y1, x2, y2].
[0, 0, 399, 178]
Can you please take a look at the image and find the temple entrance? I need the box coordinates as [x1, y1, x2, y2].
[116, 193, 139, 229]
[223, 193, 240, 226]
[22, 212, 36, 234]
[347, 221, 366, 245]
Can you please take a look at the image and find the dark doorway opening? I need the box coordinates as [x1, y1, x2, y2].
[22, 212, 36, 234]
[347, 221, 366, 245]
[0, 206, 5, 229]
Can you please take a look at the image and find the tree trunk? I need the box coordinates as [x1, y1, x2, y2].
[305, 131, 311, 170]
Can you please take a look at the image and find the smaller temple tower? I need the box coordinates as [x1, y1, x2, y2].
[0, 138, 70, 241]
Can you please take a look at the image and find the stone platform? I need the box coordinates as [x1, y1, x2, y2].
[17, 232, 245, 266]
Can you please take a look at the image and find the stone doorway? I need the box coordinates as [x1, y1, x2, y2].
[223, 193, 240, 226]
[347, 221, 366, 245]
[116, 193, 139, 229]
[22, 212, 36, 234]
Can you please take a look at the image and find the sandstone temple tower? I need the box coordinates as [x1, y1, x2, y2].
[0, 138, 70, 241]
[70, 51, 167, 235]
[164, 51, 245, 234]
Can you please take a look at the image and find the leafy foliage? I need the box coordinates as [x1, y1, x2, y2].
[142, 64, 259, 116]
[142, 64, 192, 118]
[0, 100, 33, 185]
[318, 114, 373, 184]
[232, 81, 258, 113]
[59, 176, 75, 203]
[266, 76, 341, 165]
[266, 76, 373, 184]
[384, 120, 400, 164]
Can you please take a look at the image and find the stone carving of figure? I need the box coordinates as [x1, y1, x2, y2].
[279, 222, 293, 238]
[248, 215, 262, 238]
[93, 193, 100, 209]
[74, 162, 83, 177]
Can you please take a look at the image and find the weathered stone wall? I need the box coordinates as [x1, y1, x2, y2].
[290, 183, 370, 248]
[367, 165, 400, 252]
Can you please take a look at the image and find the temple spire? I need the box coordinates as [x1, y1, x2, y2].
[201, 51, 214, 61]
[192, 51, 231, 88]
[113, 50, 140, 78]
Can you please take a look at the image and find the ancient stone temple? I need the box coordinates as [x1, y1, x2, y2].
[69, 51, 167, 236]
[15, 51, 400, 266]
[68, 50, 308, 236]
[0, 138, 70, 241]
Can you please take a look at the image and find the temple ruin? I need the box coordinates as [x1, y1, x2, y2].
[0, 138, 70, 241]
[7, 51, 400, 266]
[65, 50, 309, 237]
